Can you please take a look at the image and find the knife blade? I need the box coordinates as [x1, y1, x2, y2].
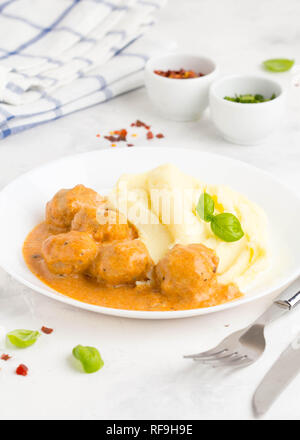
[253, 335, 300, 417]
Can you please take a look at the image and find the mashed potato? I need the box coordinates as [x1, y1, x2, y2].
[108, 164, 270, 290]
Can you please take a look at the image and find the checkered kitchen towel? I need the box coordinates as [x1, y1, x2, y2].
[0, 0, 167, 139]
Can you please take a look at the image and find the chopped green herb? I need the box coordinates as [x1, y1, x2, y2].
[254, 94, 264, 101]
[7, 329, 40, 348]
[263, 58, 294, 72]
[224, 93, 276, 103]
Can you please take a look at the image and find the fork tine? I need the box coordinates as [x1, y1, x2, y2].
[216, 357, 253, 368]
[193, 352, 238, 362]
[233, 359, 253, 368]
[183, 349, 227, 359]
[228, 359, 253, 368]
[202, 355, 251, 367]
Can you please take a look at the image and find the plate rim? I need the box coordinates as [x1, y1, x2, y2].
[1, 146, 300, 319]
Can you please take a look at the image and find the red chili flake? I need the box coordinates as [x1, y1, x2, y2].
[104, 128, 127, 143]
[1, 354, 11, 361]
[41, 326, 53, 335]
[113, 128, 127, 140]
[154, 68, 204, 79]
[16, 364, 28, 376]
[96, 134, 101, 138]
[104, 135, 119, 142]
[131, 120, 150, 130]
[156, 133, 164, 139]
[147, 131, 154, 140]
[127, 144, 134, 147]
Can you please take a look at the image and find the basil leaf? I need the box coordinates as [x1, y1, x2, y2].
[263, 58, 294, 72]
[7, 329, 40, 348]
[196, 193, 215, 222]
[73, 345, 104, 374]
[211, 213, 244, 242]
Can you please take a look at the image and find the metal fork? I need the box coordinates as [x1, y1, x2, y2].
[184, 282, 300, 368]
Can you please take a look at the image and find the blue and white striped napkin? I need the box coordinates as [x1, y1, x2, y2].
[0, 0, 167, 139]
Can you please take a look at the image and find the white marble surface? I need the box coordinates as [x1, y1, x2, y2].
[0, 0, 300, 420]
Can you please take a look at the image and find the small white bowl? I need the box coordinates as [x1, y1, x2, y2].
[145, 53, 218, 121]
[209, 75, 286, 145]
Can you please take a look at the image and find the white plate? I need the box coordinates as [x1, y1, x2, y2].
[0, 147, 299, 319]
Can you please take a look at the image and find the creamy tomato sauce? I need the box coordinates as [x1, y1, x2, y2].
[23, 223, 242, 312]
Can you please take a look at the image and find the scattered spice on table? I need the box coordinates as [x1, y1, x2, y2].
[154, 69, 205, 79]
[104, 135, 118, 142]
[16, 364, 28, 376]
[113, 129, 127, 140]
[104, 128, 128, 143]
[1, 354, 11, 361]
[130, 120, 164, 140]
[99, 121, 165, 147]
[131, 120, 150, 130]
[96, 134, 101, 138]
[41, 326, 53, 335]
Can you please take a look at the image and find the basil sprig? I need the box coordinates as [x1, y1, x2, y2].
[196, 193, 244, 242]
[73, 345, 104, 374]
[263, 58, 294, 72]
[7, 329, 40, 348]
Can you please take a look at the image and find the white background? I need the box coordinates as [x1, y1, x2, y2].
[1, 0, 300, 420]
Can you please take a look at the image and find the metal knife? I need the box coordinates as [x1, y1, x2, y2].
[253, 334, 300, 417]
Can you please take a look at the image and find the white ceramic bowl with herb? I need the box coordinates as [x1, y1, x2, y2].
[145, 54, 218, 121]
[209, 75, 286, 145]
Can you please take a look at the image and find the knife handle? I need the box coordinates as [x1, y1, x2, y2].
[254, 285, 300, 326]
[275, 290, 300, 310]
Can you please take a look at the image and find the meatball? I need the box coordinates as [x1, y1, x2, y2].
[42, 231, 98, 275]
[154, 244, 219, 303]
[71, 206, 137, 243]
[89, 239, 153, 285]
[45, 184, 103, 233]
